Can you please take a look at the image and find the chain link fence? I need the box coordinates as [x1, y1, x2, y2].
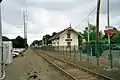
[40, 44, 120, 69]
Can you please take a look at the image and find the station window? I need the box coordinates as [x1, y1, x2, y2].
[67, 31, 71, 38]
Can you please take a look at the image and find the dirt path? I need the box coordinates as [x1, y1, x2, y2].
[4, 48, 63, 80]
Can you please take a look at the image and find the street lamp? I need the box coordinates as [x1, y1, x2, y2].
[0, 1, 6, 80]
[0, 3, 2, 79]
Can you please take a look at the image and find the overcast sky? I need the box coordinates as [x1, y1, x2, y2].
[1, 0, 120, 45]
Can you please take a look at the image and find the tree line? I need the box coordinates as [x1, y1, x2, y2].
[30, 32, 57, 47]
[31, 24, 120, 46]
[3, 36, 28, 48]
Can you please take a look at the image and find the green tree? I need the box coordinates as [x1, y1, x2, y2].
[52, 32, 57, 37]
[82, 24, 104, 56]
[83, 24, 97, 42]
[43, 34, 52, 46]
[83, 24, 103, 43]
[31, 40, 43, 47]
[78, 32, 83, 45]
[111, 31, 120, 44]
[13, 36, 28, 48]
[30, 40, 39, 46]
[2, 36, 10, 41]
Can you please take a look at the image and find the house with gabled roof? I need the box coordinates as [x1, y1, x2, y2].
[49, 26, 83, 48]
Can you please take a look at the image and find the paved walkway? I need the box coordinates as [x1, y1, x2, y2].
[5, 53, 27, 80]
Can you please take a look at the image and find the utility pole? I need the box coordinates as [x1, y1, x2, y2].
[23, 1, 28, 50]
[107, 0, 113, 69]
[96, 0, 101, 65]
[0, 3, 2, 79]
[88, 19, 90, 44]
[87, 18, 90, 62]
[23, 11, 27, 49]
[0, 1, 5, 79]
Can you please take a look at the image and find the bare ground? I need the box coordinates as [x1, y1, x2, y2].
[39, 49, 120, 80]
[4, 48, 64, 80]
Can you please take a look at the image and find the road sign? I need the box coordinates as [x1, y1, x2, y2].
[82, 39, 86, 44]
[104, 29, 113, 35]
[82, 39, 86, 49]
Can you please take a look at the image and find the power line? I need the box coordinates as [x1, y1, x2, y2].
[75, 0, 107, 30]
[75, 6, 97, 29]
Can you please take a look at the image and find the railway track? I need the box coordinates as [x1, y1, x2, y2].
[33, 49, 112, 80]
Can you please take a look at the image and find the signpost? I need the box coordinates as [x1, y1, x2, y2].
[0, 3, 2, 79]
[104, 29, 113, 35]
[104, 28, 113, 69]
[82, 39, 86, 48]
[107, 0, 113, 69]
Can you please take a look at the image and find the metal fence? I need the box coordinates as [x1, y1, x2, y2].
[40, 44, 120, 69]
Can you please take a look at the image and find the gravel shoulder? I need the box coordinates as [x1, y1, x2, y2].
[39, 50, 120, 80]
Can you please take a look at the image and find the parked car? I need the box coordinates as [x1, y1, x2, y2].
[12, 51, 19, 58]
[111, 46, 120, 50]
[112, 46, 120, 50]
[13, 48, 25, 54]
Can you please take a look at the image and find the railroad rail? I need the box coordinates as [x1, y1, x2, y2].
[32, 49, 113, 80]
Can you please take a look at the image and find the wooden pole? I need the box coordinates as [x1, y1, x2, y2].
[96, 0, 101, 65]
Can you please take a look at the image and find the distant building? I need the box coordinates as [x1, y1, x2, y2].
[49, 27, 83, 47]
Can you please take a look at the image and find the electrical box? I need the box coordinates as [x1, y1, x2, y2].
[3, 41, 13, 64]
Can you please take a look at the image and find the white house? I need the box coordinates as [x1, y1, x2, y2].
[49, 27, 83, 50]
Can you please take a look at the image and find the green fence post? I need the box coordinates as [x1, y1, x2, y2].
[54, 46, 56, 52]
[52, 46, 53, 52]
[108, 51, 113, 69]
[87, 44, 89, 62]
[97, 48, 100, 66]
[76, 45, 78, 59]
[81, 45, 83, 61]
[96, 44, 100, 66]
[79, 46, 82, 61]
[73, 45, 76, 59]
